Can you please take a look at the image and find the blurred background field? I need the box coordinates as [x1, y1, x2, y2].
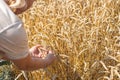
[0, 0, 120, 80]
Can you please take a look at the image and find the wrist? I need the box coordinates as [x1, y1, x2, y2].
[46, 54, 56, 61]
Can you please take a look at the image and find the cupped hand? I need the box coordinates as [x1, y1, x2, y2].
[29, 45, 44, 58]
[14, 0, 36, 14]
[29, 45, 56, 59]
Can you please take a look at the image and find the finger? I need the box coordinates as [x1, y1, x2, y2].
[38, 48, 48, 52]
[35, 45, 43, 48]
[47, 50, 54, 54]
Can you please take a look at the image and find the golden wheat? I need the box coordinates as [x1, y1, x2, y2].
[12, 0, 120, 80]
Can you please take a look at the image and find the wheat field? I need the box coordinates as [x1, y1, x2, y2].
[1, 0, 120, 80]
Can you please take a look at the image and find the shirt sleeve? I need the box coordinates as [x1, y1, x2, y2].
[0, 22, 29, 60]
[0, 0, 29, 60]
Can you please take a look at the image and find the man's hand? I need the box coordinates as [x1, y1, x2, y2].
[15, 0, 36, 14]
[29, 45, 56, 60]
[29, 45, 44, 58]
[5, 0, 36, 14]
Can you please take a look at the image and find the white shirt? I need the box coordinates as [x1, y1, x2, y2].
[0, 0, 29, 59]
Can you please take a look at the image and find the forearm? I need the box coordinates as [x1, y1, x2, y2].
[26, 56, 54, 71]
[12, 53, 55, 71]
[2, 44, 56, 71]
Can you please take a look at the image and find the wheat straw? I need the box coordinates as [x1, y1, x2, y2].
[10, 0, 120, 80]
